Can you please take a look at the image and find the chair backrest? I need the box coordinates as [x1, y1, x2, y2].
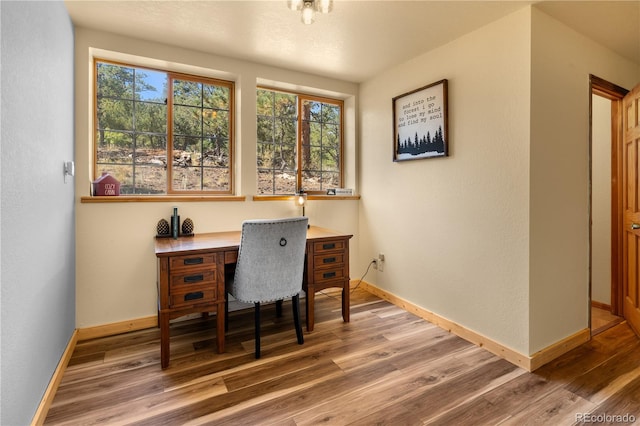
[231, 217, 309, 303]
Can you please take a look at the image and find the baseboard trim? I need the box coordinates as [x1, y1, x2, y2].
[77, 315, 158, 341]
[528, 327, 591, 371]
[31, 330, 78, 426]
[591, 300, 612, 311]
[359, 281, 589, 372]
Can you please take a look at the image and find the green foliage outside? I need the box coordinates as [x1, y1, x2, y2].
[96, 62, 341, 196]
[96, 62, 231, 194]
[256, 89, 342, 194]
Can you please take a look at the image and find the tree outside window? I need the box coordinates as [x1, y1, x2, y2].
[257, 88, 343, 195]
[95, 60, 234, 195]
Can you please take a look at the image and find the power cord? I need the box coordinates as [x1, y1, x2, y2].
[350, 259, 376, 293]
[318, 259, 376, 300]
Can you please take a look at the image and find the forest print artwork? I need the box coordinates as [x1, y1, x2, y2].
[393, 79, 448, 161]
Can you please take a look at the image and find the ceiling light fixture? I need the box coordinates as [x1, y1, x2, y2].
[288, 0, 333, 25]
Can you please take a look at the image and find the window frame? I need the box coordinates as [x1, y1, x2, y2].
[257, 86, 344, 195]
[93, 58, 235, 196]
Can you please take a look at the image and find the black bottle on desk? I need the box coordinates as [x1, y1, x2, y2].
[171, 207, 180, 239]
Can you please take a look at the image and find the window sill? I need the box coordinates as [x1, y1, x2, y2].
[252, 195, 360, 201]
[80, 194, 359, 203]
[80, 195, 246, 203]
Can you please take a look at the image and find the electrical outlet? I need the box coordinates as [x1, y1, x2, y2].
[372, 258, 378, 270]
[377, 253, 385, 272]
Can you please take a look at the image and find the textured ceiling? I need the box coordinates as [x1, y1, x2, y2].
[64, 0, 640, 83]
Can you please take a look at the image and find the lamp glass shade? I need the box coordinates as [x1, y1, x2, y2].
[295, 192, 307, 207]
[301, 3, 314, 24]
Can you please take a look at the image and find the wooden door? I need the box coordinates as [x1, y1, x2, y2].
[622, 82, 640, 337]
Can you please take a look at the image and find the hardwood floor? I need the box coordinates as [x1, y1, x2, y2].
[591, 305, 623, 336]
[45, 288, 640, 425]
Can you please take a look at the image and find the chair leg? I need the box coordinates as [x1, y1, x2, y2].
[292, 294, 304, 345]
[254, 302, 261, 359]
[276, 299, 283, 318]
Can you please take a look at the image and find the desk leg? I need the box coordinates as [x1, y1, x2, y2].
[216, 302, 225, 353]
[342, 281, 350, 323]
[160, 311, 170, 369]
[306, 287, 315, 332]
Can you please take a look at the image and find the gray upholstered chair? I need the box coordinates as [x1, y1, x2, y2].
[227, 217, 308, 359]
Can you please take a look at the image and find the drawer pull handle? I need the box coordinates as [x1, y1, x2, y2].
[184, 274, 204, 283]
[322, 243, 336, 250]
[184, 292, 204, 301]
[184, 257, 204, 265]
[323, 271, 337, 279]
[323, 257, 337, 264]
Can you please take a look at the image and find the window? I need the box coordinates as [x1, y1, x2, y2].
[95, 60, 234, 195]
[257, 88, 343, 195]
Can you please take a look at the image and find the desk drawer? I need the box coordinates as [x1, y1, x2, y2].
[313, 239, 346, 254]
[169, 253, 217, 271]
[225, 251, 238, 264]
[314, 267, 347, 283]
[169, 269, 216, 289]
[314, 253, 345, 269]
[170, 285, 216, 308]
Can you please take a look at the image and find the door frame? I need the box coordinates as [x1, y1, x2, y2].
[589, 74, 629, 317]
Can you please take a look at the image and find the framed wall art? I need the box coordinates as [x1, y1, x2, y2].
[393, 79, 448, 162]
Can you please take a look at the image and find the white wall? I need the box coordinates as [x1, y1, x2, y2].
[591, 94, 612, 305]
[74, 28, 359, 328]
[73, 4, 640, 361]
[359, 8, 532, 355]
[1, 2, 75, 424]
[360, 5, 640, 358]
[529, 7, 639, 353]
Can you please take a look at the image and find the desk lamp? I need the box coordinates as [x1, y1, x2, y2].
[294, 189, 309, 227]
[294, 189, 307, 216]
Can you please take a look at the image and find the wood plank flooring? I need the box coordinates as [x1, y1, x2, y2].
[591, 305, 624, 336]
[45, 288, 640, 425]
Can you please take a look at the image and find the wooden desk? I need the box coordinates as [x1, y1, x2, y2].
[155, 226, 352, 368]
